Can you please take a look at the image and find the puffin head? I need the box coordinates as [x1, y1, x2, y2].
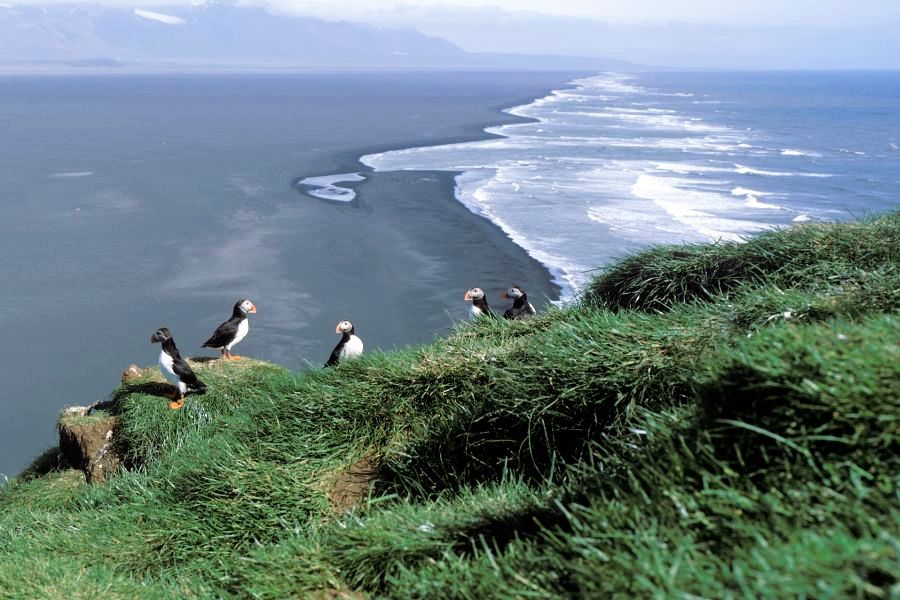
[336, 320, 354, 334]
[502, 286, 525, 299]
[464, 287, 485, 302]
[236, 299, 257, 314]
[150, 327, 172, 344]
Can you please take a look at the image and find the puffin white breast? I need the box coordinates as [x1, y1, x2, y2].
[227, 319, 250, 350]
[340, 335, 364, 360]
[158, 349, 178, 385]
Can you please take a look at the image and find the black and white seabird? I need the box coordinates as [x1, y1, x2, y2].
[202, 299, 257, 360]
[325, 320, 364, 367]
[502, 286, 536, 320]
[464, 287, 495, 320]
[150, 327, 206, 410]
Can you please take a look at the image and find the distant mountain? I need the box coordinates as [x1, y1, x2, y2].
[0, 2, 635, 70]
[355, 4, 900, 70]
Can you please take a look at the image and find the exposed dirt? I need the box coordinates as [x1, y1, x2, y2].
[58, 414, 120, 484]
[328, 456, 380, 513]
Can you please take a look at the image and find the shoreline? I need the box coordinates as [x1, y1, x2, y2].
[295, 75, 593, 302]
[312, 83, 580, 176]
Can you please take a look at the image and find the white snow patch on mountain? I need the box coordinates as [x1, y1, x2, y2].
[133, 9, 185, 25]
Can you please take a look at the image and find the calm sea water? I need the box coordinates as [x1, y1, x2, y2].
[339, 71, 900, 296]
[0, 71, 573, 478]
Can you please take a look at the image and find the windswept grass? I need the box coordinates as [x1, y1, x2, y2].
[585, 212, 899, 311]
[1, 212, 897, 598]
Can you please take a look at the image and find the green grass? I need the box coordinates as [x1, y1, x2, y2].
[1, 213, 898, 598]
[584, 212, 899, 312]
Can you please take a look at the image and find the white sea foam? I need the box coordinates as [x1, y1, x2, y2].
[781, 149, 821, 157]
[731, 187, 771, 197]
[297, 172, 365, 202]
[734, 164, 832, 178]
[730, 186, 783, 210]
[743, 196, 783, 210]
[631, 174, 770, 241]
[50, 171, 94, 178]
[734, 164, 794, 176]
[653, 162, 733, 175]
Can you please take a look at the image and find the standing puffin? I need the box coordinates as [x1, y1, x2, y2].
[502, 286, 536, 320]
[202, 299, 257, 360]
[325, 320, 363, 367]
[151, 327, 206, 410]
[464, 287, 495, 320]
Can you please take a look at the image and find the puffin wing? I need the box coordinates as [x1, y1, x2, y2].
[203, 318, 239, 348]
[325, 341, 344, 367]
[503, 307, 516, 320]
[476, 299, 496, 318]
[172, 353, 206, 391]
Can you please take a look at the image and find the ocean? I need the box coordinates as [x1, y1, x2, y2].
[307, 71, 900, 296]
[1, 70, 897, 478]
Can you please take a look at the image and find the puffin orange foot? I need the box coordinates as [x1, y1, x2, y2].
[229, 355, 244, 360]
[169, 399, 185, 410]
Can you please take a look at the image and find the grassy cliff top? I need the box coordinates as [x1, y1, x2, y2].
[1, 213, 898, 598]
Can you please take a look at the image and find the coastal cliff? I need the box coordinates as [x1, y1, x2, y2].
[1, 213, 897, 598]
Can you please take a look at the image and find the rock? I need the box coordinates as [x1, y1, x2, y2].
[58, 412, 120, 484]
[121, 364, 145, 382]
[61, 405, 91, 418]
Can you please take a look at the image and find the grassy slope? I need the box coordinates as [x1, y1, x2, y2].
[1, 213, 898, 598]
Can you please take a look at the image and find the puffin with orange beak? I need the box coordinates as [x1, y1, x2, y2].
[151, 327, 206, 410]
[202, 299, 257, 359]
[502, 286, 536, 320]
[326, 320, 363, 367]
[464, 287, 495, 320]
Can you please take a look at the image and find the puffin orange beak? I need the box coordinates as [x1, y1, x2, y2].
[335, 324, 342, 333]
[248, 303, 257, 313]
[501, 291, 510, 299]
[464, 291, 473, 301]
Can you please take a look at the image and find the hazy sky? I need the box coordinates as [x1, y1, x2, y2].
[13, 0, 900, 27]
[263, 0, 900, 68]
[261, 0, 900, 27]
[8, 0, 899, 68]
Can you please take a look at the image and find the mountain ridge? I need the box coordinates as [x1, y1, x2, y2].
[0, 2, 636, 70]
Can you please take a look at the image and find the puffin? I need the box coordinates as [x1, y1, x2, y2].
[502, 286, 536, 320]
[150, 327, 206, 410]
[325, 320, 364, 367]
[464, 287, 495, 320]
[202, 299, 257, 360]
